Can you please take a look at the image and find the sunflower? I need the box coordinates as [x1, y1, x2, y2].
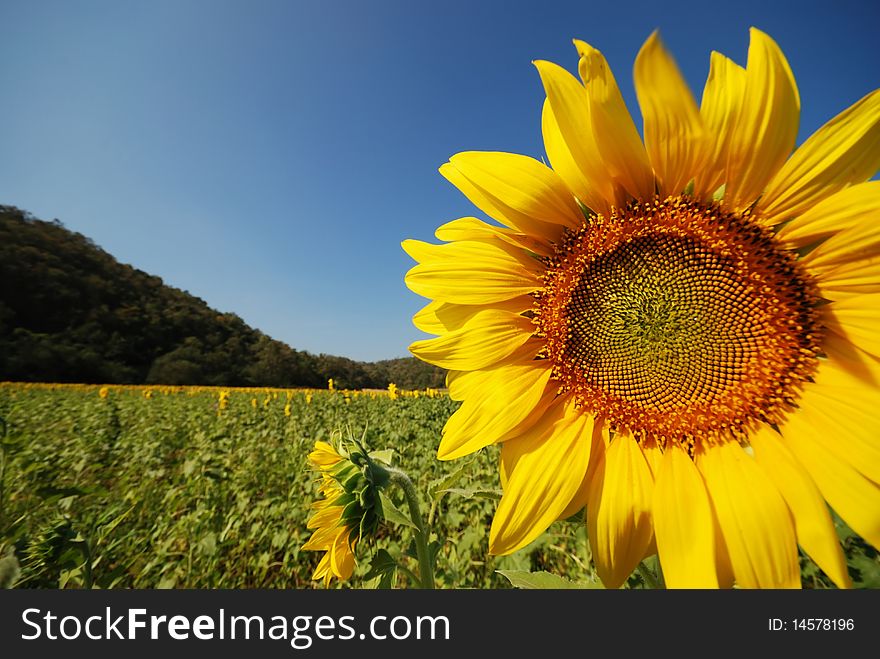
[302, 442, 357, 586]
[302, 440, 387, 586]
[403, 28, 880, 589]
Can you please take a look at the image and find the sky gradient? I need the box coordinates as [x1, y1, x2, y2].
[1, 0, 878, 361]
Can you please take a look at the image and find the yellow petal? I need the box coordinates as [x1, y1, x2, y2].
[757, 90, 880, 224]
[782, 409, 880, 548]
[803, 219, 880, 300]
[444, 339, 542, 400]
[823, 328, 880, 387]
[329, 530, 356, 580]
[403, 240, 541, 304]
[652, 443, 720, 588]
[302, 523, 336, 551]
[697, 441, 800, 588]
[776, 181, 880, 248]
[412, 296, 533, 335]
[445, 367, 494, 403]
[534, 59, 621, 211]
[713, 514, 736, 589]
[541, 99, 608, 216]
[439, 160, 565, 243]
[448, 152, 583, 231]
[695, 51, 746, 198]
[306, 505, 344, 532]
[557, 420, 608, 519]
[438, 161, 557, 242]
[815, 261, 880, 302]
[587, 431, 655, 588]
[434, 216, 554, 257]
[822, 294, 880, 361]
[640, 439, 663, 479]
[803, 218, 880, 271]
[786, 357, 880, 485]
[750, 425, 851, 588]
[312, 551, 332, 585]
[408, 309, 534, 370]
[574, 39, 655, 201]
[438, 360, 554, 460]
[724, 28, 800, 212]
[309, 441, 342, 468]
[490, 398, 594, 554]
[402, 237, 540, 270]
[634, 31, 706, 197]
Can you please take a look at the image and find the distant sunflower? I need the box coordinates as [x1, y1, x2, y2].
[403, 29, 880, 588]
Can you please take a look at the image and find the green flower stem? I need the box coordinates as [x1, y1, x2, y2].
[388, 468, 435, 589]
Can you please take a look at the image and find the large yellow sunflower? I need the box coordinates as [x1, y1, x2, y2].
[403, 28, 880, 589]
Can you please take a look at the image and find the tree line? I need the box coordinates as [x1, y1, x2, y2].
[0, 206, 444, 389]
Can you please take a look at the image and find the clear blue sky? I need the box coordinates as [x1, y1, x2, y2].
[1, 0, 877, 361]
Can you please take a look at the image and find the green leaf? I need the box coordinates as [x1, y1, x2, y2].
[0, 553, 20, 589]
[157, 575, 178, 589]
[363, 548, 397, 583]
[198, 532, 217, 556]
[833, 513, 857, 542]
[428, 463, 471, 500]
[850, 555, 880, 588]
[36, 485, 91, 500]
[379, 491, 417, 529]
[376, 569, 396, 589]
[438, 487, 502, 501]
[368, 449, 394, 466]
[497, 570, 603, 589]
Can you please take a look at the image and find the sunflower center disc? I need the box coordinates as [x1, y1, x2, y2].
[535, 197, 821, 445]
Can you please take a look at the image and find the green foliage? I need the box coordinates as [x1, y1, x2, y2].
[0, 385, 877, 589]
[0, 206, 444, 389]
[0, 549, 19, 588]
[1, 386, 577, 588]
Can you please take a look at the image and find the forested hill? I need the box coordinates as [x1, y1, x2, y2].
[0, 206, 444, 389]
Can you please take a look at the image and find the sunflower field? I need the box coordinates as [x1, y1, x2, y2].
[0, 382, 876, 589]
[0, 383, 586, 589]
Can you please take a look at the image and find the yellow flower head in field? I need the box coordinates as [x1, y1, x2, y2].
[98, 387, 109, 399]
[303, 440, 388, 586]
[328, 378, 335, 392]
[387, 382, 399, 400]
[404, 29, 880, 588]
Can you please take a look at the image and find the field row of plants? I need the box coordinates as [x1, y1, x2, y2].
[0, 383, 592, 589]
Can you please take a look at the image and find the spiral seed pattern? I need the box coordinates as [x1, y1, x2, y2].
[533, 197, 820, 447]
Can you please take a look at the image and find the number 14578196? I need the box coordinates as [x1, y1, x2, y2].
[769, 618, 854, 631]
